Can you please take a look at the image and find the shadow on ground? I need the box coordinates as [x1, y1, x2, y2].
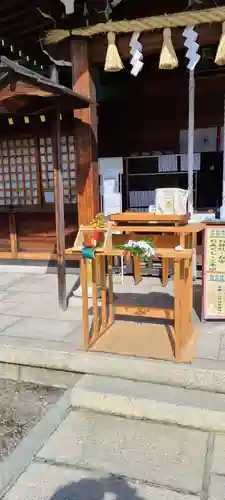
[50, 476, 144, 500]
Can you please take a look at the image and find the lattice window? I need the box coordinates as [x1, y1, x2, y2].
[39, 135, 76, 204]
[0, 138, 39, 206]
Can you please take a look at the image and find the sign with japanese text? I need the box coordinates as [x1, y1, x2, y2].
[203, 226, 225, 319]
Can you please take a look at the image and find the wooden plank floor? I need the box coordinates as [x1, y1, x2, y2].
[87, 320, 198, 363]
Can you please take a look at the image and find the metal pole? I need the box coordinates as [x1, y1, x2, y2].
[188, 69, 195, 216]
[188, 69, 197, 279]
[52, 109, 67, 310]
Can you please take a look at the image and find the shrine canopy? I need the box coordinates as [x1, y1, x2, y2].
[0, 56, 90, 114]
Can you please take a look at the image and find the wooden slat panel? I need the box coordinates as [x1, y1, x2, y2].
[16, 213, 77, 252]
[0, 137, 39, 207]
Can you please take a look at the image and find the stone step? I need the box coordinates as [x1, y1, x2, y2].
[2, 344, 225, 394]
[71, 374, 225, 431]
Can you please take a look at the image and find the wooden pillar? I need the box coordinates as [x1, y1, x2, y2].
[8, 212, 18, 259]
[52, 109, 66, 310]
[71, 39, 99, 225]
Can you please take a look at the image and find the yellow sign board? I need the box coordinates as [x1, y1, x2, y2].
[203, 226, 225, 319]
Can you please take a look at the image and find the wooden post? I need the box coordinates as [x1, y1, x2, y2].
[162, 258, 169, 287]
[91, 258, 99, 340]
[100, 255, 107, 332]
[71, 39, 99, 226]
[52, 109, 66, 310]
[174, 259, 182, 360]
[80, 257, 90, 348]
[133, 255, 142, 285]
[8, 213, 18, 259]
[108, 255, 114, 326]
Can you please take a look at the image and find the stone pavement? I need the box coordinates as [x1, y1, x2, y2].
[0, 271, 224, 364]
[1, 385, 225, 500]
[0, 272, 225, 499]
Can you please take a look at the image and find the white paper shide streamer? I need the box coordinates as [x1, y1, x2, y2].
[129, 32, 144, 76]
[183, 26, 200, 70]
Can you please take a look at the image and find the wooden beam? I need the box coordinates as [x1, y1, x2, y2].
[115, 304, 174, 320]
[110, 213, 188, 223]
[89, 24, 221, 63]
[52, 109, 67, 310]
[0, 251, 79, 261]
[71, 39, 99, 225]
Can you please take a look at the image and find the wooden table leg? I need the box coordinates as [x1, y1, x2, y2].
[108, 255, 114, 326]
[100, 255, 107, 332]
[80, 258, 89, 349]
[174, 256, 193, 360]
[162, 257, 169, 287]
[174, 259, 182, 360]
[185, 256, 193, 343]
[133, 255, 142, 285]
[192, 233, 197, 281]
[92, 258, 99, 341]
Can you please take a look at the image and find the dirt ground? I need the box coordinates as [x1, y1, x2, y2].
[0, 379, 63, 460]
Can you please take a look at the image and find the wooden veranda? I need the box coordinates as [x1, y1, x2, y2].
[0, 56, 90, 308]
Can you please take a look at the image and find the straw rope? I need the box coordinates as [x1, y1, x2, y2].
[45, 6, 225, 44]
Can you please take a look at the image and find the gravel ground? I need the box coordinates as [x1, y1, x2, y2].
[0, 379, 64, 460]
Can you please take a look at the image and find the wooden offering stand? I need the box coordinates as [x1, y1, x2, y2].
[71, 221, 196, 362]
[109, 212, 204, 286]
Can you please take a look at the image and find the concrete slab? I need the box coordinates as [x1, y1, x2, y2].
[0, 292, 12, 301]
[74, 375, 225, 412]
[0, 315, 22, 332]
[71, 374, 225, 431]
[0, 301, 18, 314]
[0, 264, 48, 274]
[37, 409, 207, 494]
[200, 322, 225, 334]
[0, 335, 75, 351]
[6, 274, 78, 295]
[1, 292, 57, 304]
[2, 291, 87, 308]
[0, 362, 19, 381]
[195, 331, 222, 361]
[0, 274, 25, 290]
[1, 301, 84, 322]
[211, 434, 225, 475]
[3, 463, 200, 500]
[217, 335, 225, 361]
[2, 317, 78, 341]
[7, 281, 58, 294]
[218, 348, 225, 361]
[0, 275, 225, 388]
[208, 475, 225, 500]
[2, 344, 225, 394]
[19, 365, 81, 388]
